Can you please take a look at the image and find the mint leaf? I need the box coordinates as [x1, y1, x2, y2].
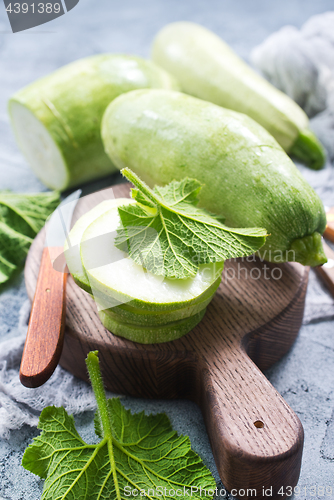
[0, 190, 60, 285]
[116, 168, 267, 279]
[22, 351, 216, 500]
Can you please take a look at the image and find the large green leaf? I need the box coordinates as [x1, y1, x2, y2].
[0, 190, 60, 285]
[22, 352, 216, 500]
[0, 221, 32, 284]
[116, 169, 267, 279]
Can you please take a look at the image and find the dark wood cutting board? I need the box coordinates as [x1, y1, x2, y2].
[25, 183, 308, 500]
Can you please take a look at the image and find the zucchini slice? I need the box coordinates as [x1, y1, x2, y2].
[81, 207, 223, 312]
[98, 308, 206, 344]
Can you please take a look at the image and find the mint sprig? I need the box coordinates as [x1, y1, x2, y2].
[22, 351, 216, 500]
[116, 168, 267, 279]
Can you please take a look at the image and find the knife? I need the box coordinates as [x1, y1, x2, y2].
[314, 206, 334, 297]
[20, 189, 81, 388]
[324, 206, 334, 243]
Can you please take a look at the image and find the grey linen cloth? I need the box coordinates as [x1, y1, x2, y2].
[0, 11, 333, 439]
[0, 300, 97, 439]
[251, 10, 334, 322]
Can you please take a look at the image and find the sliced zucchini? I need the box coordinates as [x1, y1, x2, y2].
[96, 287, 215, 326]
[64, 198, 134, 292]
[81, 207, 224, 312]
[98, 308, 206, 343]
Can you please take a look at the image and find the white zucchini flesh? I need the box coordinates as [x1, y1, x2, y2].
[10, 102, 68, 191]
[9, 54, 180, 191]
[81, 207, 224, 312]
[64, 198, 134, 293]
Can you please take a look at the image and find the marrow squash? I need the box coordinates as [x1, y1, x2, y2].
[151, 22, 325, 170]
[101, 89, 327, 267]
[9, 55, 179, 191]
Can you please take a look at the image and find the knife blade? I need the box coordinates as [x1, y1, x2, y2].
[20, 189, 81, 388]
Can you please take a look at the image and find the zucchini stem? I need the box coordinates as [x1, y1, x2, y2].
[85, 351, 112, 440]
[289, 232, 327, 267]
[290, 128, 326, 170]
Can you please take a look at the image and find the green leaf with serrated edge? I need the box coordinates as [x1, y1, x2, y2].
[0, 190, 60, 285]
[0, 221, 32, 284]
[115, 168, 267, 279]
[22, 351, 216, 500]
[0, 190, 60, 236]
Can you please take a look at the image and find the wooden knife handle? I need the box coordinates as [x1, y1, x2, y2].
[324, 207, 334, 243]
[199, 345, 303, 500]
[314, 240, 334, 297]
[20, 247, 67, 388]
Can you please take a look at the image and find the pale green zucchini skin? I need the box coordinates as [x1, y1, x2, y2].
[151, 22, 325, 170]
[104, 291, 213, 326]
[88, 278, 219, 323]
[102, 89, 327, 267]
[9, 55, 179, 190]
[98, 308, 206, 344]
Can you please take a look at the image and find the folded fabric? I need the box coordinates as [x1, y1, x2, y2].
[251, 11, 334, 202]
[0, 300, 97, 439]
[251, 11, 334, 118]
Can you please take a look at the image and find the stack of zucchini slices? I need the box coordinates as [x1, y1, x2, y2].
[65, 198, 223, 344]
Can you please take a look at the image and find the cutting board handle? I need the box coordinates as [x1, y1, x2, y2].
[20, 247, 67, 388]
[199, 344, 303, 500]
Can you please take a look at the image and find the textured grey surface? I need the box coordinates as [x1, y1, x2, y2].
[1, 1, 334, 499]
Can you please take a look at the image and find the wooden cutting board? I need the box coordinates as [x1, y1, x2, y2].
[25, 183, 308, 500]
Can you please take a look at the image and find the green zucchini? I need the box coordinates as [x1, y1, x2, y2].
[151, 22, 325, 170]
[101, 89, 327, 267]
[9, 55, 179, 191]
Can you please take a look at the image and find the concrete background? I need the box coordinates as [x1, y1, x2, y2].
[0, 1, 334, 499]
